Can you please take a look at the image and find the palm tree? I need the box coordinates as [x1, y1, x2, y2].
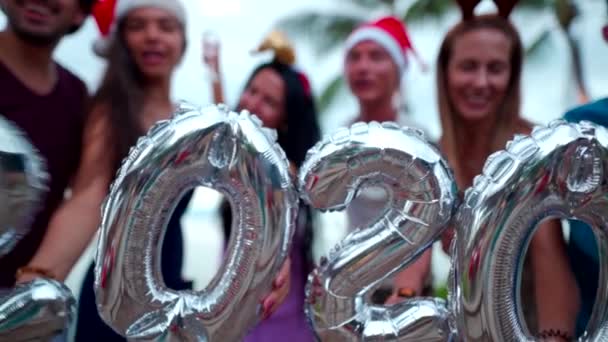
[523, 0, 589, 103]
[277, 0, 588, 114]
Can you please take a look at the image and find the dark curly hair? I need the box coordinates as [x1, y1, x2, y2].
[222, 60, 321, 271]
[240, 61, 320, 167]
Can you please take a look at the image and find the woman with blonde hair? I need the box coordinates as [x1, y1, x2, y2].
[438, 1, 580, 339]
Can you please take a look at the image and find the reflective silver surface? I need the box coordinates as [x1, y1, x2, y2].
[0, 116, 48, 257]
[450, 120, 608, 341]
[0, 278, 76, 341]
[95, 104, 297, 341]
[299, 122, 458, 341]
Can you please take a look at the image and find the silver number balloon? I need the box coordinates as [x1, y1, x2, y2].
[0, 278, 76, 341]
[450, 120, 608, 341]
[0, 116, 48, 257]
[299, 122, 458, 341]
[95, 104, 297, 341]
[0, 116, 74, 341]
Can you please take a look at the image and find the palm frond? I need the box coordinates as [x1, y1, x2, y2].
[277, 12, 365, 57]
[519, 0, 554, 9]
[403, 0, 454, 23]
[318, 74, 346, 115]
[342, 0, 391, 10]
[525, 28, 552, 56]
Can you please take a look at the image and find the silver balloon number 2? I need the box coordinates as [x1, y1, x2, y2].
[451, 120, 608, 341]
[95, 105, 297, 341]
[299, 122, 458, 341]
[0, 116, 75, 341]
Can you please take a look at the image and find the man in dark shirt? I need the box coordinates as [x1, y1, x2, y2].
[0, 0, 95, 286]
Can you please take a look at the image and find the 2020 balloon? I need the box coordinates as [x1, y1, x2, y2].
[93, 104, 608, 342]
[95, 104, 297, 341]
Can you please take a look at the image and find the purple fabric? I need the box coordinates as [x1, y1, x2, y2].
[244, 213, 315, 342]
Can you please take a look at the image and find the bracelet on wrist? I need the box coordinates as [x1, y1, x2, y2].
[16, 266, 56, 281]
[396, 287, 417, 298]
[536, 329, 573, 341]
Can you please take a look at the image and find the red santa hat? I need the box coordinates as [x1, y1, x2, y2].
[92, 0, 186, 57]
[344, 16, 426, 73]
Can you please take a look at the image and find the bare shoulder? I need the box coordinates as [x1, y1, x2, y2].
[84, 104, 111, 137]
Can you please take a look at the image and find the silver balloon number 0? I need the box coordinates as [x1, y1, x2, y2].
[299, 122, 458, 341]
[451, 120, 608, 341]
[95, 105, 297, 341]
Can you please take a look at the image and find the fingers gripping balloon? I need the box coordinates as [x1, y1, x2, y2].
[299, 122, 458, 341]
[95, 104, 297, 341]
[451, 120, 608, 341]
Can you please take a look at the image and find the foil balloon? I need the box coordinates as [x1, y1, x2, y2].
[95, 104, 297, 341]
[450, 120, 608, 341]
[0, 278, 76, 341]
[299, 122, 458, 341]
[0, 116, 48, 257]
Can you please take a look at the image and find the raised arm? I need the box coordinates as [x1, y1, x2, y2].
[203, 37, 225, 105]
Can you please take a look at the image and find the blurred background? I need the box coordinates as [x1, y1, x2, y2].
[1, 0, 607, 308]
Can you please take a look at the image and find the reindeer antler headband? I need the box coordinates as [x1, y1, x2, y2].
[456, 0, 519, 20]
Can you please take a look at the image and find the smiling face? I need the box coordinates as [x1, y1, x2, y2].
[1, 0, 86, 44]
[446, 28, 513, 122]
[122, 7, 184, 80]
[344, 40, 400, 106]
[237, 68, 286, 129]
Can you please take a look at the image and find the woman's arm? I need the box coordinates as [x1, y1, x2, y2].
[17, 108, 113, 282]
[531, 219, 580, 338]
[385, 248, 432, 304]
[203, 40, 225, 105]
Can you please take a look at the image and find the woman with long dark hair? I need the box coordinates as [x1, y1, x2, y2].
[73, 1, 289, 340]
[207, 31, 321, 341]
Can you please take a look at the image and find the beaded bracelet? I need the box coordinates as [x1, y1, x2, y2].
[396, 287, 417, 298]
[536, 329, 573, 341]
[15, 266, 56, 280]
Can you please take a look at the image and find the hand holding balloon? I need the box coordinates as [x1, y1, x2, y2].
[95, 104, 297, 341]
[450, 120, 608, 341]
[262, 258, 291, 320]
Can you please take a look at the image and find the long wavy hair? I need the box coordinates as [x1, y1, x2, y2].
[437, 15, 527, 187]
[223, 60, 321, 269]
[239, 61, 320, 167]
[91, 17, 186, 173]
